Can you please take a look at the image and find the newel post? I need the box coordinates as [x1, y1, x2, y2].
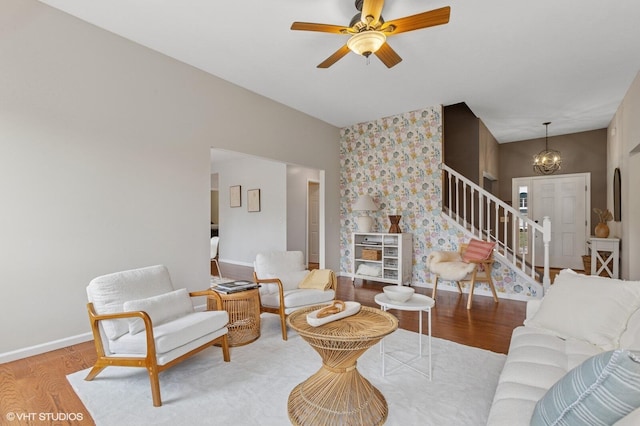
[542, 216, 552, 291]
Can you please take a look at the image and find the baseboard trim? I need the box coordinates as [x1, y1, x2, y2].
[218, 258, 253, 267]
[416, 282, 534, 302]
[0, 332, 93, 364]
[340, 272, 534, 302]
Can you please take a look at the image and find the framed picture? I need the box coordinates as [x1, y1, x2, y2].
[229, 185, 241, 208]
[247, 189, 261, 212]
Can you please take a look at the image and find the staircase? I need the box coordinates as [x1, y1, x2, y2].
[442, 165, 551, 294]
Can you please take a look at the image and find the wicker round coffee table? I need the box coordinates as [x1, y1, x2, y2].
[286, 305, 398, 426]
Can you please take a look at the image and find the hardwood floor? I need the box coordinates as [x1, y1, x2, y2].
[0, 274, 525, 425]
[339, 277, 525, 354]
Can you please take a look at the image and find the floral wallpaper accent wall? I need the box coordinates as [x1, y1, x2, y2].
[339, 106, 536, 298]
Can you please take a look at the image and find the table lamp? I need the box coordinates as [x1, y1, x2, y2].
[352, 195, 378, 233]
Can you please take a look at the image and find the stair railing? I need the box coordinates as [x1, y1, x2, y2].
[442, 165, 551, 290]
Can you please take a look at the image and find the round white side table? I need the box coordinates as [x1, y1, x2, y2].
[374, 292, 435, 379]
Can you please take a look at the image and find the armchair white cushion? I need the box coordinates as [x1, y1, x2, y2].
[253, 251, 336, 340]
[85, 265, 230, 407]
[123, 288, 194, 334]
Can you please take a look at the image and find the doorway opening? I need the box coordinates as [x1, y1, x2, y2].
[210, 148, 326, 271]
[307, 180, 320, 269]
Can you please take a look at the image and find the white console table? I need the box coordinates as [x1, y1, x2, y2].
[587, 237, 620, 279]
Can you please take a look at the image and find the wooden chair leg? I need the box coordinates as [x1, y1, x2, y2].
[84, 364, 106, 381]
[279, 309, 288, 341]
[467, 279, 475, 310]
[212, 259, 222, 277]
[148, 365, 162, 407]
[487, 276, 499, 303]
[467, 268, 479, 310]
[431, 275, 439, 300]
[455, 281, 463, 294]
[220, 333, 231, 362]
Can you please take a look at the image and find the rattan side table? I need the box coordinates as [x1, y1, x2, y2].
[207, 288, 261, 346]
[286, 305, 398, 426]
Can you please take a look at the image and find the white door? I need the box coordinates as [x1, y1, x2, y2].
[307, 181, 320, 264]
[531, 174, 589, 269]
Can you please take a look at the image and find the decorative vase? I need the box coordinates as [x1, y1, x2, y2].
[594, 222, 610, 238]
[388, 215, 402, 233]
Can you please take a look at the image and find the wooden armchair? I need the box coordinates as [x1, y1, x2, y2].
[253, 251, 336, 340]
[85, 265, 230, 407]
[427, 239, 498, 309]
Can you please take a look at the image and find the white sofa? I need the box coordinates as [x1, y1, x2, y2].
[487, 269, 640, 425]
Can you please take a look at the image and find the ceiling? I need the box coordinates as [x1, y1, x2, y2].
[38, 0, 640, 142]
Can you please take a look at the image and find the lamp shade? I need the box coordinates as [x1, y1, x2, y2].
[352, 195, 378, 212]
[347, 31, 386, 57]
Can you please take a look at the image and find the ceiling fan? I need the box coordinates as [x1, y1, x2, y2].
[291, 0, 451, 69]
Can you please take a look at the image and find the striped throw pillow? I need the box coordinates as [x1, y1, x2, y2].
[462, 239, 495, 262]
[531, 349, 640, 425]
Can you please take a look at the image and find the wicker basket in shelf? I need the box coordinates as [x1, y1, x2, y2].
[361, 248, 382, 260]
[581, 254, 609, 277]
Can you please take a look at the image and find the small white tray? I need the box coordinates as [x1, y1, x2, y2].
[306, 301, 361, 327]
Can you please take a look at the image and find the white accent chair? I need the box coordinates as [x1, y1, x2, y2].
[85, 265, 230, 407]
[427, 243, 498, 309]
[253, 251, 336, 340]
[210, 236, 222, 277]
[211, 237, 222, 278]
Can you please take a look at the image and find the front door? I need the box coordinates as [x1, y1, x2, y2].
[513, 173, 590, 270]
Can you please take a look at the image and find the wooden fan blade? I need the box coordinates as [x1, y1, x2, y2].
[317, 45, 351, 68]
[361, 0, 385, 26]
[374, 43, 402, 68]
[382, 6, 450, 35]
[291, 22, 350, 34]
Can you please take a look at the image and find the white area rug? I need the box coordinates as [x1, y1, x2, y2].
[68, 315, 505, 425]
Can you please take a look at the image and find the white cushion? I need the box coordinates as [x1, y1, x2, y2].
[616, 409, 640, 425]
[255, 251, 306, 276]
[487, 326, 602, 426]
[260, 288, 335, 311]
[123, 288, 194, 335]
[620, 307, 640, 350]
[87, 265, 175, 340]
[355, 263, 382, 277]
[524, 269, 640, 350]
[109, 310, 228, 355]
[259, 270, 310, 295]
[254, 251, 309, 295]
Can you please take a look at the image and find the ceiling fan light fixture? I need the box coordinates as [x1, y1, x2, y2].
[347, 31, 386, 57]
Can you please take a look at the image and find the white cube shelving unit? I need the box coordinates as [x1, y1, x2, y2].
[352, 232, 412, 286]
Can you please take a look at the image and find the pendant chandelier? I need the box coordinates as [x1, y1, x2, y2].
[533, 122, 561, 175]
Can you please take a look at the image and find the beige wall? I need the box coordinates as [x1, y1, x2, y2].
[608, 71, 640, 280]
[498, 128, 608, 235]
[210, 191, 219, 224]
[444, 103, 480, 184]
[479, 119, 500, 191]
[0, 0, 339, 359]
[444, 104, 499, 191]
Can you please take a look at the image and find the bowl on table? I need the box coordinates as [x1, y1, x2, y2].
[382, 285, 415, 303]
